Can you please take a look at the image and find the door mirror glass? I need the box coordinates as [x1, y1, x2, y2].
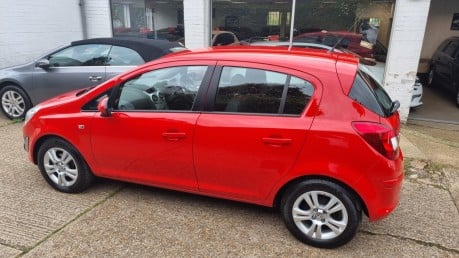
[36, 59, 50, 69]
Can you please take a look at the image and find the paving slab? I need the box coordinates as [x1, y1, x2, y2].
[401, 126, 459, 168]
[0, 112, 14, 127]
[0, 244, 22, 258]
[399, 133, 426, 159]
[23, 184, 459, 257]
[444, 168, 459, 210]
[0, 122, 122, 252]
[362, 181, 459, 251]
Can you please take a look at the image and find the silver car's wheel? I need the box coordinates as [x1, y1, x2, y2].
[281, 180, 361, 248]
[292, 191, 348, 240]
[0, 85, 31, 120]
[43, 147, 78, 187]
[38, 138, 94, 193]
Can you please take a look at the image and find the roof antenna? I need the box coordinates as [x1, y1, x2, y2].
[288, 0, 297, 51]
[328, 37, 344, 54]
[328, 22, 358, 54]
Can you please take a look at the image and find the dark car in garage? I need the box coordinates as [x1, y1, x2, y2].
[428, 36, 459, 107]
[0, 37, 185, 119]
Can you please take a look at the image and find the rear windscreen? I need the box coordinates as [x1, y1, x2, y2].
[349, 70, 393, 117]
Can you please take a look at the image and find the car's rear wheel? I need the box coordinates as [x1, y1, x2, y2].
[0, 85, 32, 120]
[281, 179, 361, 248]
[37, 138, 94, 193]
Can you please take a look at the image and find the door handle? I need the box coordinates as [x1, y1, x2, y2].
[162, 132, 186, 141]
[88, 76, 102, 82]
[262, 137, 292, 147]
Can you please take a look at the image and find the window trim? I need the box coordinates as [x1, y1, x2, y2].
[207, 65, 314, 117]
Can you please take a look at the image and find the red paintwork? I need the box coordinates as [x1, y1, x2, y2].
[23, 46, 402, 221]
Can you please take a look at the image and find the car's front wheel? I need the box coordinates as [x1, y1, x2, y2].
[0, 85, 32, 120]
[281, 179, 361, 248]
[37, 138, 94, 193]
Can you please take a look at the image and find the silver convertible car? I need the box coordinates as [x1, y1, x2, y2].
[0, 37, 184, 119]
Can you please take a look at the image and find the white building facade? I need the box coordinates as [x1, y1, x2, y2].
[0, 0, 454, 122]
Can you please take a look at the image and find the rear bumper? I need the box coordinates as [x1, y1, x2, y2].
[357, 154, 404, 221]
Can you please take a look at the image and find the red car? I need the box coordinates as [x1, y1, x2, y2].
[23, 46, 403, 248]
[294, 31, 375, 59]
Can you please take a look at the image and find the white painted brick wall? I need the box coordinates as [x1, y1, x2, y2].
[183, 0, 210, 49]
[384, 0, 431, 122]
[0, 0, 83, 69]
[84, 0, 112, 38]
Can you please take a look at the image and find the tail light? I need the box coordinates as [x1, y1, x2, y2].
[352, 122, 399, 160]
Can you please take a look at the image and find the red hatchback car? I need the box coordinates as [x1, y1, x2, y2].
[23, 46, 403, 248]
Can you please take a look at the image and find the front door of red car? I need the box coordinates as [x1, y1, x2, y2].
[194, 64, 319, 202]
[90, 63, 213, 191]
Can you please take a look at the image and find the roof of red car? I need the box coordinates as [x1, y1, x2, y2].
[161, 46, 359, 70]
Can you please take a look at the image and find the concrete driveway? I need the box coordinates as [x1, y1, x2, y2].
[0, 112, 458, 257]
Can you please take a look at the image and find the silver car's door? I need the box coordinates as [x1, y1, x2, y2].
[105, 45, 146, 79]
[31, 44, 110, 104]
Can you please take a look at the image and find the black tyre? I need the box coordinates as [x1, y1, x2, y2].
[37, 138, 94, 193]
[0, 85, 32, 120]
[281, 179, 361, 248]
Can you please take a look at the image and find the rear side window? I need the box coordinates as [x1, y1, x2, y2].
[214, 67, 314, 115]
[349, 70, 393, 117]
[107, 46, 144, 66]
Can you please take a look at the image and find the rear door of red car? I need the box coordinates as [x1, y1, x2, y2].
[193, 62, 320, 202]
[90, 60, 215, 191]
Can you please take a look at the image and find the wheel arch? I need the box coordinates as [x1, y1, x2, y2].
[0, 81, 32, 102]
[32, 135, 64, 164]
[273, 175, 368, 216]
[32, 134, 89, 168]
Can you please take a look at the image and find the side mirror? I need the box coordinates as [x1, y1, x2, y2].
[390, 100, 400, 115]
[36, 59, 50, 69]
[97, 96, 111, 117]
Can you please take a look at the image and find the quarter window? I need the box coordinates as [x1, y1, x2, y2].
[48, 44, 111, 67]
[114, 66, 207, 111]
[214, 67, 314, 115]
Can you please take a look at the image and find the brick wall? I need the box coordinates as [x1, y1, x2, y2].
[0, 0, 83, 69]
[183, 0, 210, 49]
[84, 0, 112, 38]
[0, 0, 112, 69]
[384, 0, 431, 122]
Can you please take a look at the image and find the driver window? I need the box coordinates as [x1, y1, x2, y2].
[115, 66, 208, 111]
[48, 44, 111, 67]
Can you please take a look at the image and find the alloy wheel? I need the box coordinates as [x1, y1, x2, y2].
[1, 89, 25, 118]
[43, 147, 79, 187]
[292, 190, 348, 240]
